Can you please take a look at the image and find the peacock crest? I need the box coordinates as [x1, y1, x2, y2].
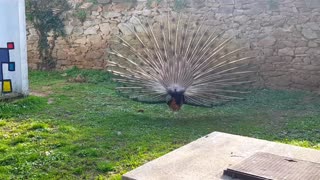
[107, 10, 254, 111]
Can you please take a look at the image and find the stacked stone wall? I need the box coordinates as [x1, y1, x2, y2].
[27, 0, 320, 91]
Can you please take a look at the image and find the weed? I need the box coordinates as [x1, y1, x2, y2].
[97, 161, 115, 172]
[75, 9, 87, 23]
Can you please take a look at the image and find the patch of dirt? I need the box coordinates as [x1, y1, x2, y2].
[29, 86, 53, 97]
[29, 91, 49, 97]
[29, 90, 55, 104]
[47, 98, 54, 104]
[67, 74, 87, 83]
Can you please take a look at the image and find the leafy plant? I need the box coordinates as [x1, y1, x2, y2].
[96, 161, 115, 172]
[74, 9, 87, 23]
[26, 0, 70, 70]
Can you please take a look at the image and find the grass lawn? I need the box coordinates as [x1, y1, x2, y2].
[0, 68, 320, 179]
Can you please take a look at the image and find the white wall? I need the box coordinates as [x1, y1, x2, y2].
[0, 0, 28, 95]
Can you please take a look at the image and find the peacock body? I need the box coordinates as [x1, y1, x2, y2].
[107, 11, 253, 111]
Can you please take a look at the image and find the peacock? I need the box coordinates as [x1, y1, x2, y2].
[107, 10, 254, 111]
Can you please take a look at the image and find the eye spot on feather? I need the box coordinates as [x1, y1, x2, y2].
[171, 18, 176, 23]
[143, 54, 148, 59]
[145, 23, 149, 27]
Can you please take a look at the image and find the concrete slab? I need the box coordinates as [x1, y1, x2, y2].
[122, 132, 320, 180]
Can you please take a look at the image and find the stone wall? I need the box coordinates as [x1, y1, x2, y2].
[27, 0, 320, 91]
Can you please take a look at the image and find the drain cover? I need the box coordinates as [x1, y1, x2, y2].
[224, 152, 320, 180]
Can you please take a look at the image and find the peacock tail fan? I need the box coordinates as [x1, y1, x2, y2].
[107, 11, 255, 111]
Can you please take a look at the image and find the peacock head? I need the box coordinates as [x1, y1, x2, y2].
[166, 84, 186, 111]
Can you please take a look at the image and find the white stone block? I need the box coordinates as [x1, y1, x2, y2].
[123, 132, 320, 180]
[0, 0, 28, 96]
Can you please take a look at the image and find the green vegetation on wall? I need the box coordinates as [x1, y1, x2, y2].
[146, 0, 162, 8]
[146, 0, 186, 10]
[173, 0, 186, 11]
[87, 0, 98, 4]
[74, 8, 87, 23]
[268, 0, 279, 10]
[26, 0, 70, 70]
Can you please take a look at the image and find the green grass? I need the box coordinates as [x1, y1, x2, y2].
[0, 68, 320, 179]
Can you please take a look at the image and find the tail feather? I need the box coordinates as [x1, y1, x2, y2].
[108, 11, 254, 108]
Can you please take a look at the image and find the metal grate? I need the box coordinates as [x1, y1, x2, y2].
[224, 152, 320, 180]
